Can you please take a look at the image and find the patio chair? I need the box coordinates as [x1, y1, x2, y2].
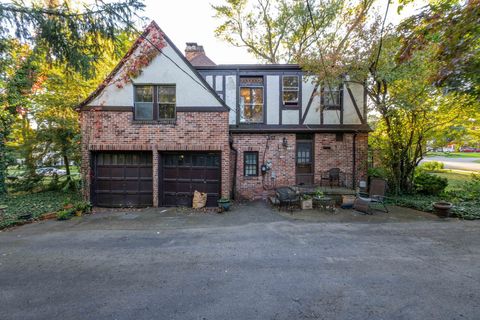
[353, 178, 389, 214]
[321, 168, 341, 187]
[275, 187, 300, 212]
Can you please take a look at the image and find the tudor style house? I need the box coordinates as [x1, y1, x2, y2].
[78, 21, 369, 207]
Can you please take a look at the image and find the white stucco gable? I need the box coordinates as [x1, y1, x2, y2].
[85, 22, 225, 108]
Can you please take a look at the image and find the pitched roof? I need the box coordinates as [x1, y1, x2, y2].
[188, 54, 216, 67]
[77, 21, 227, 110]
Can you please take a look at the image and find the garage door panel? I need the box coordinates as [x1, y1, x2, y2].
[139, 167, 152, 177]
[160, 152, 221, 207]
[93, 152, 153, 207]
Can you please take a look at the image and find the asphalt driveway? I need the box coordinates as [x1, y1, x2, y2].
[1, 202, 479, 320]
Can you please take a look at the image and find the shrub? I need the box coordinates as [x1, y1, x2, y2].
[56, 209, 74, 220]
[417, 161, 444, 172]
[414, 172, 448, 195]
[368, 167, 388, 178]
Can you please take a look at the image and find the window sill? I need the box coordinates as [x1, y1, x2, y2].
[243, 175, 259, 179]
[132, 119, 177, 125]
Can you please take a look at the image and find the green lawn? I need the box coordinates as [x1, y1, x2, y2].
[0, 190, 83, 229]
[427, 152, 480, 158]
[432, 170, 475, 191]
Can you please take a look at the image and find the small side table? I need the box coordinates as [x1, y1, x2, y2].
[313, 196, 336, 213]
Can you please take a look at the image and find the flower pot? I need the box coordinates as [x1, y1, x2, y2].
[433, 201, 453, 218]
[301, 199, 313, 210]
[217, 199, 231, 211]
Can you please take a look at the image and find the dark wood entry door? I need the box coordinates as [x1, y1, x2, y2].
[160, 152, 221, 207]
[92, 152, 153, 207]
[296, 140, 314, 185]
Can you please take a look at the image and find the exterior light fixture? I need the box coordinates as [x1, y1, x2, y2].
[282, 137, 288, 148]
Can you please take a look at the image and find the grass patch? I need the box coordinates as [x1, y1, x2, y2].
[432, 170, 474, 191]
[427, 152, 480, 158]
[0, 190, 83, 229]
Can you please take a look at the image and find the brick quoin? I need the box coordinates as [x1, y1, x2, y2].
[80, 110, 230, 207]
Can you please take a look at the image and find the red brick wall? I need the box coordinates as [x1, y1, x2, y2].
[231, 134, 296, 200]
[80, 110, 230, 206]
[231, 133, 368, 200]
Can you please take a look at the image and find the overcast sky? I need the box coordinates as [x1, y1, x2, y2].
[142, 0, 427, 65]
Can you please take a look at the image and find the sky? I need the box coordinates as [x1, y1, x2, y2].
[141, 0, 428, 65]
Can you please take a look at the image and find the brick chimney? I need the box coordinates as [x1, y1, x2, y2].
[185, 42, 216, 66]
[185, 42, 205, 61]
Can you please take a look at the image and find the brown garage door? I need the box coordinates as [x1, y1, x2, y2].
[92, 152, 153, 207]
[160, 152, 221, 207]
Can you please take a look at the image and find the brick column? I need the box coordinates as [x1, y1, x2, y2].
[152, 148, 159, 207]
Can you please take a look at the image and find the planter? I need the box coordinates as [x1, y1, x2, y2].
[217, 199, 231, 211]
[433, 201, 453, 218]
[301, 199, 313, 210]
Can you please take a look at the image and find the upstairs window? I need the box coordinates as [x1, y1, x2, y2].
[322, 84, 341, 110]
[134, 86, 154, 120]
[240, 77, 264, 123]
[158, 85, 176, 120]
[244, 151, 258, 176]
[282, 75, 299, 105]
[134, 85, 176, 121]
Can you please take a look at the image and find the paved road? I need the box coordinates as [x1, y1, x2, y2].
[423, 156, 480, 171]
[1, 203, 479, 320]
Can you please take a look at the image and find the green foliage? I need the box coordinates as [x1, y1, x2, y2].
[0, 0, 144, 77]
[417, 161, 444, 172]
[212, 0, 372, 63]
[367, 167, 388, 178]
[414, 172, 448, 195]
[0, 190, 82, 228]
[56, 209, 74, 221]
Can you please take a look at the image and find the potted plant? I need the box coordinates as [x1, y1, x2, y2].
[217, 197, 231, 211]
[314, 188, 325, 199]
[433, 201, 453, 218]
[301, 194, 313, 210]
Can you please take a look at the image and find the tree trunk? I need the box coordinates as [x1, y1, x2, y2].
[63, 154, 71, 181]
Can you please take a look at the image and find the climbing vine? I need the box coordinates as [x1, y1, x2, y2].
[113, 26, 166, 88]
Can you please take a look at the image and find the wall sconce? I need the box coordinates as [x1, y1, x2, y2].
[282, 137, 288, 148]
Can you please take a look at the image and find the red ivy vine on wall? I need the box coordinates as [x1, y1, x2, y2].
[113, 26, 166, 89]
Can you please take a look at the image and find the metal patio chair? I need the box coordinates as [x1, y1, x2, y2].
[275, 187, 300, 212]
[353, 178, 389, 214]
[321, 168, 341, 187]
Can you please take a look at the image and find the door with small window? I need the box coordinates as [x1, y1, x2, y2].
[296, 135, 314, 186]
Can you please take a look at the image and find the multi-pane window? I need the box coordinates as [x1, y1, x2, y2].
[244, 151, 258, 176]
[134, 85, 176, 121]
[240, 77, 264, 123]
[134, 86, 154, 120]
[322, 85, 341, 109]
[158, 85, 176, 119]
[282, 75, 299, 105]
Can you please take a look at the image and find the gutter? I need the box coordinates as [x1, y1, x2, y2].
[352, 132, 357, 189]
[229, 134, 238, 200]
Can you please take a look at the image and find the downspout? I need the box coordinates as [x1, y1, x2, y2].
[229, 133, 237, 200]
[352, 132, 357, 190]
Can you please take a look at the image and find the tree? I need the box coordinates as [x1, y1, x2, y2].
[0, 0, 144, 194]
[212, 0, 375, 64]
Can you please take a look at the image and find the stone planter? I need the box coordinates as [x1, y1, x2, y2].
[433, 201, 453, 218]
[301, 199, 313, 210]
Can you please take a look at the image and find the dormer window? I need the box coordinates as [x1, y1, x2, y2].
[134, 85, 176, 121]
[282, 75, 299, 105]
